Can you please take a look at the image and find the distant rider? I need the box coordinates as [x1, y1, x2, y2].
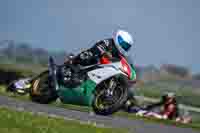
[145, 92, 179, 120]
[132, 92, 192, 123]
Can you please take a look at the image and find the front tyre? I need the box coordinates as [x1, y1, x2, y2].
[30, 71, 58, 104]
[92, 77, 128, 115]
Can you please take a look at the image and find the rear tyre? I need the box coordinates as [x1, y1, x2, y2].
[30, 71, 58, 104]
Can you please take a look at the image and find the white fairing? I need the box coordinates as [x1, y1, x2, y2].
[88, 62, 125, 84]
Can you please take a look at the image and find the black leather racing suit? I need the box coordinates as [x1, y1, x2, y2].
[71, 38, 136, 108]
[73, 38, 121, 66]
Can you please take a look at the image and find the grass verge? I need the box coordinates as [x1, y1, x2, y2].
[0, 107, 127, 133]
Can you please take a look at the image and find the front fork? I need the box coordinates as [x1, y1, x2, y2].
[106, 78, 117, 97]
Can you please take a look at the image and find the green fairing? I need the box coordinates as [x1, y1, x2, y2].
[130, 65, 137, 80]
[58, 80, 96, 106]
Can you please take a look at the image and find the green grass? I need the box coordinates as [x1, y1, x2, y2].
[0, 107, 127, 133]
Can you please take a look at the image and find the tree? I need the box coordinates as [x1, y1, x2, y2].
[2, 40, 16, 60]
[192, 73, 200, 80]
[160, 64, 190, 78]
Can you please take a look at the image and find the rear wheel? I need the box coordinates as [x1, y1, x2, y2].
[30, 71, 58, 104]
[92, 77, 128, 115]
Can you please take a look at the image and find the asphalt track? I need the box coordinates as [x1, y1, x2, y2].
[0, 95, 198, 133]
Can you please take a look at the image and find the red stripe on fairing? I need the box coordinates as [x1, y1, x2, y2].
[120, 55, 131, 79]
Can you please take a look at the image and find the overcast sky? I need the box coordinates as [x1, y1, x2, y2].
[0, 0, 200, 73]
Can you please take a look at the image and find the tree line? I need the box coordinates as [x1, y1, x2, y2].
[0, 40, 67, 66]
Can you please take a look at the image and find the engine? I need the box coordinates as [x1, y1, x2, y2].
[57, 65, 86, 88]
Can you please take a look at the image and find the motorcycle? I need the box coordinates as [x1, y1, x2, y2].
[29, 53, 137, 115]
[6, 78, 32, 95]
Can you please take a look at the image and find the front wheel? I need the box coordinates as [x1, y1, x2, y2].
[92, 77, 128, 115]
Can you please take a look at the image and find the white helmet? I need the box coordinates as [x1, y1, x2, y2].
[113, 30, 134, 56]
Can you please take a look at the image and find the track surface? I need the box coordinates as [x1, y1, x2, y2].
[0, 95, 198, 133]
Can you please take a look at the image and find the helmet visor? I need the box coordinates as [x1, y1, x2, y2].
[118, 36, 132, 52]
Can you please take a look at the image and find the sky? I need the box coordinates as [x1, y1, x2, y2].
[0, 0, 200, 73]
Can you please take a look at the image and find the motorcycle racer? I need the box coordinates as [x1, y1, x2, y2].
[6, 78, 32, 95]
[63, 29, 137, 109]
[68, 29, 135, 67]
